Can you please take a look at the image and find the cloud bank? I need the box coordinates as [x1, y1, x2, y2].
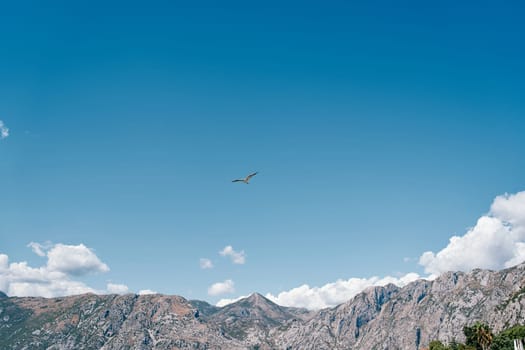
[138, 289, 158, 295]
[0, 120, 8, 139]
[216, 273, 420, 310]
[220, 245, 246, 264]
[419, 191, 525, 277]
[265, 273, 421, 309]
[0, 243, 114, 297]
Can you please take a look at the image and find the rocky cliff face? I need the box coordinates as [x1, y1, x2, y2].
[275, 264, 525, 349]
[1, 264, 525, 349]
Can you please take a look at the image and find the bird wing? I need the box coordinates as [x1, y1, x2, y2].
[246, 172, 258, 180]
[232, 179, 244, 182]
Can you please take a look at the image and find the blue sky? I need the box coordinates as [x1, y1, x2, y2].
[1, 1, 524, 307]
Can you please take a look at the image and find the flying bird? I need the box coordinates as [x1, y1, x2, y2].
[232, 172, 258, 184]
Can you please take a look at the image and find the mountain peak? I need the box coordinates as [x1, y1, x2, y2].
[223, 292, 280, 312]
[245, 292, 269, 304]
[248, 292, 264, 298]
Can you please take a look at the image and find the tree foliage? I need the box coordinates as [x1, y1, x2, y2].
[491, 325, 525, 350]
[426, 322, 525, 350]
[429, 340, 448, 350]
[464, 322, 493, 350]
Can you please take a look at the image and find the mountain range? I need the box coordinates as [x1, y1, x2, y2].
[1, 263, 525, 349]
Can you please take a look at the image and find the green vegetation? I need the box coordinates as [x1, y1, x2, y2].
[464, 322, 493, 350]
[491, 325, 525, 350]
[427, 323, 525, 350]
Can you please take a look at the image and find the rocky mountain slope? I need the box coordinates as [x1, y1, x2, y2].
[1, 263, 525, 349]
[275, 265, 525, 349]
[191, 293, 315, 349]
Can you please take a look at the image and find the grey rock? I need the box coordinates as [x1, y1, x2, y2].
[1, 263, 525, 349]
[276, 263, 525, 349]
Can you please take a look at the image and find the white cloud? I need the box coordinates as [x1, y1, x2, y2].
[0, 120, 8, 139]
[208, 279, 235, 296]
[138, 289, 158, 295]
[216, 294, 248, 307]
[0, 243, 111, 297]
[214, 190, 525, 310]
[200, 258, 213, 269]
[106, 283, 129, 294]
[27, 242, 48, 256]
[7, 280, 96, 298]
[260, 273, 420, 310]
[419, 190, 525, 277]
[219, 245, 246, 264]
[46, 244, 109, 275]
[0, 253, 97, 298]
[214, 274, 420, 310]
